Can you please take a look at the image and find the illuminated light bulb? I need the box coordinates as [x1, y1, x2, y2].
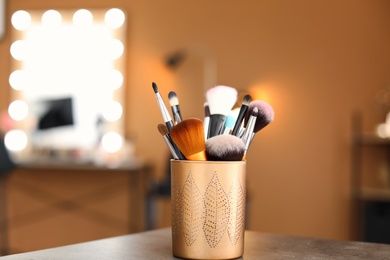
[73, 9, 93, 27]
[376, 123, 390, 138]
[109, 70, 123, 90]
[101, 132, 123, 153]
[102, 101, 123, 122]
[9, 70, 27, 90]
[10, 40, 27, 61]
[11, 10, 31, 31]
[8, 100, 28, 121]
[249, 87, 272, 104]
[109, 39, 124, 59]
[104, 8, 125, 29]
[100, 70, 123, 90]
[42, 10, 62, 27]
[5, 130, 28, 152]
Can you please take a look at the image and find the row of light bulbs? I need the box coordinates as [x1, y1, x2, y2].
[5, 8, 127, 155]
[12, 8, 125, 31]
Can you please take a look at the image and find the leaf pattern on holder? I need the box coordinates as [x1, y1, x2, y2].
[182, 171, 204, 246]
[227, 175, 246, 245]
[171, 173, 182, 237]
[203, 172, 229, 248]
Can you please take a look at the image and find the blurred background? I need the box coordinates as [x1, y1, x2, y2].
[1, 0, 390, 255]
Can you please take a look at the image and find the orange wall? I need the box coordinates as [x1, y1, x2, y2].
[2, 0, 390, 242]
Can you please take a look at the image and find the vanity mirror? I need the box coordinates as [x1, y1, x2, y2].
[6, 8, 127, 164]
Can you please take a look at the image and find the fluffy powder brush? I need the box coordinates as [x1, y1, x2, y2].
[169, 118, 207, 160]
[206, 85, 237, 138]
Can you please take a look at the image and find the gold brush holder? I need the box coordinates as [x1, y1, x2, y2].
[171, 160, 246, 260]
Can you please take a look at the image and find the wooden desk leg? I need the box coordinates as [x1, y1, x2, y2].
[128, 165, 151, 233]
[128, 170, 138, 233]
[0, 175, 8, 256]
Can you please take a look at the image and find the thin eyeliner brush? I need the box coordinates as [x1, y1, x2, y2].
[168, 91, 182, 124]
[157, 124, 180, 159]
[152, 82, 174, 131]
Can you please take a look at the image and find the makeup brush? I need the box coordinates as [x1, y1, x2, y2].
[241, 107, 258, 146]
[206, 134, 245, 161]
[244, 100, 274, 138]
[241, 107, 258, 160]
[206, 85, 238, 138]
[203, 102, 210, 140]
[152, 82, 174, 131]
[231, 94, 252, 136]
[157, 123, 180, 160]
[222, 108, 239, 135]
[169, 118, 207, 161]
[168, 91, 182, 124]
[242, 100, 274, 159]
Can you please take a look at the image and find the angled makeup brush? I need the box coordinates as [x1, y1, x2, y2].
[152, 82, 174, 131]
[222, 108, 239, 135]
[206, 85, 238, 138]
[231, 94, 251, 136]
[169, 118, 207, 160]
[168, 91, 182, 124]
[157, 123, 180, 159]
[203, 102, 210, 140]
[244, 100, 274, 137]
[206, 134, 245, 161]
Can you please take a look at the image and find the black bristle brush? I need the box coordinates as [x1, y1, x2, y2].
[168, 91, 182, 124]
[206, 85, 237, 138]
[152, 82, 174, 131]
[231, 94, 252, 136]
[206, 134, 245, 161]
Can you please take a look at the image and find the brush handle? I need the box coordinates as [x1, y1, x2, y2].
[208, 114, 226, 138]
[168, 134, 186, 160]
[165, 120, 174, 132]
[163, 135, 179, 159]
[231, 105, 248, 136]
[203, 116, 210, 140]
[242, 115, 256, 152]
[222, 127, 231, 135]
[171, 105, 182, 123]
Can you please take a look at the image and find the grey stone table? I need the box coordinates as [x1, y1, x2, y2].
[1, 228, 389, 259]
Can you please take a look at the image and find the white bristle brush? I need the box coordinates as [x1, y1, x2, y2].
[168, 91, 182, 124]
[206, 134, 245, 161]
[206, 85, 237, 138]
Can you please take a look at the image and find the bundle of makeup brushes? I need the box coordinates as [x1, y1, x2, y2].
[152, 82, 274, 161]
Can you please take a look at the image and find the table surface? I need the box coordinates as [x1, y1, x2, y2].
[1, 228, 390, 260]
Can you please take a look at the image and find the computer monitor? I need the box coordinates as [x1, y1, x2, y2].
[37, 97, 74, 130]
